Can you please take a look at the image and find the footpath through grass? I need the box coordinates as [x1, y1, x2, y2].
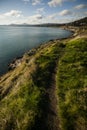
[0, 41, 64, 130]
[0, 37, 87, 130]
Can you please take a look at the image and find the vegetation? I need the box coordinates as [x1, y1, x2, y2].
[57, 38, 87, 130]
[1, 37, 87, 130]
[67, 17, 87, 27]
[0, 17, 87, 130]
[0, 40, 65, 130]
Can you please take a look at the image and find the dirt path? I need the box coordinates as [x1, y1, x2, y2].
[31, 63, 60, 130]
[45, 69, 60, 130]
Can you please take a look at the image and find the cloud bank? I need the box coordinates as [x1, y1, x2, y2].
[59, 10, 72, 16]
[75, 4, 87, 9]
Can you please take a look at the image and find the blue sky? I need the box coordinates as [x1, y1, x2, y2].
[0, 0, 87, 24]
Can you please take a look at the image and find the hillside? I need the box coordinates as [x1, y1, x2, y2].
[57, 38, 87, 130]
[67, 17, 87, 27]
[0, 40, 65, 130]
[0, 19, 87, 130]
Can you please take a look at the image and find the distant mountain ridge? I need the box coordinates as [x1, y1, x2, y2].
[9, 17, 87, 27]
[67, 17, 87, 26]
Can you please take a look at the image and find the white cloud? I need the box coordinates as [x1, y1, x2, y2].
[48, 0, 63, 7]
[23, 0, 30, 1]
[48, 13, 58, 19]
[25, 14, 43, 24]
[29, 14, 43, 19]
[0, 10, 23, 25]
[22, 0, 30, 4]
[0, 9, 44, 25]
[59, 9, 72, 16]
[4, 10, 22, 17]
[36, 8, 45, 14]
[32, 0, 42, 5]
[12, 14, 43, 24]
[42, 14, 74, 24]
[75, 4, 87, 9]
[48, 0, 76, 7]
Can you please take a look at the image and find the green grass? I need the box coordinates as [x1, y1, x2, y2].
[0, 41, 65, 130]
[0, 37, 87, 130]
[57, 38, 87, 130]
[33, 43, 65, 88]
[30, 42, 65, 130]
[0, 81, 41, 130]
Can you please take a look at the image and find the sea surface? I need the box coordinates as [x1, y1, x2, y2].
[0, 26, 72, 75]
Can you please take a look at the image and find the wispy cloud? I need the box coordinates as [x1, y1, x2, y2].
[48, 0, 63, 7]
[48, 0, 76, 7]
[36, 8, 45, 14]
[25, 14, 43, 24]
[22, 0, 30, 1]
[0, 10, 22, 18]
[48, 13, 58, 19]
[32, 0, 42, 5]
[59, 9, 72, 16]
[22, 0, 30, 4]
[22, 0, 43, 5]
[0, 10, 44, 25]
[0, 10, 23, 25]
[29, 14, 43, 19]
[75, 4, 87, 9]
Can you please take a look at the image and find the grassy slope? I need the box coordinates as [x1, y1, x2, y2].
[0, 40, 64, 130]
[0, 30, 87, 130]
[57, 38, 87, 130]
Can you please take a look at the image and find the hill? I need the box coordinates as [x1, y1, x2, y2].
[67, 17, 87, 26]
[0, 19, 87, 130]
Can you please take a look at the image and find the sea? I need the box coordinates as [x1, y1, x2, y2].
[0, 26, 72, 75]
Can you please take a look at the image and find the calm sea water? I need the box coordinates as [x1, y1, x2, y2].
[0, 26, 72, 75]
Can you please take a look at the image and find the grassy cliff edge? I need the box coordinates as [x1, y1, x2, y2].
[0, 27, 87, 130]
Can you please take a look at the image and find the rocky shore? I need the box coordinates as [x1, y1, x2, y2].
[7, 24, 87, 75]
[7, 26, 76, 72]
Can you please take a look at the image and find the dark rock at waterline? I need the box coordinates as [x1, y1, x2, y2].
[8, 56, 23, 71]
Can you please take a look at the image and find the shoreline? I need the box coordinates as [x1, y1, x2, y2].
[0, 26, 81, 77]
[8, 28, 75, 69]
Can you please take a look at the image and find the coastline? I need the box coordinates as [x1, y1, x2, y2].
[0, 18, 87, 130]
[0, 25, 87, 130]
[8, 27, 74, 71]
[0, 26, 85, 77]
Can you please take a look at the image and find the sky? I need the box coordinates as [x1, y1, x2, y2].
[0, 0, 87, 25]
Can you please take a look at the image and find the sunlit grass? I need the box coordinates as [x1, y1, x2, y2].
[57, 38, 87, 130]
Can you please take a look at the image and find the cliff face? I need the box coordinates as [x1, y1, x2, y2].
[0, 35, 87, 130]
